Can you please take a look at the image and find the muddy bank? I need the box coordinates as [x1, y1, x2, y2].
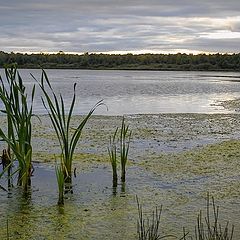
[0, 113, 240, 239]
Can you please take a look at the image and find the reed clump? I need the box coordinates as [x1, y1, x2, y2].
[0, 65, 35, 191]
[191, 193, 234, 240]
[136, 193, 235, 240]
[34, 70, 103, 193]
[108, 117, 131, 188]
[136, 196, 175, 240]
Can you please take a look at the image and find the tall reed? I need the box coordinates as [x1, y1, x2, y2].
[0, 65, 35, 191]
[120, 117, 131, 182]
[34, 70, 103, 192]
[108, 127, 118, 188]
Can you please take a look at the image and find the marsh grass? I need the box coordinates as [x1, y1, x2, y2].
[120, 117, 131, 182]
[0, 65, 35, 191]
[108, 127, 118, 188]
[192, 194, 234, 240]
[34, 70, 103, 193]
[136, 196, 176, 240]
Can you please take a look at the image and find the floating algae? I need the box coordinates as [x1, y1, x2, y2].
[0, 114, 240, 239]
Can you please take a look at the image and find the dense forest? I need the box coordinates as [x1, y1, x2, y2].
[0, 51, 240, 71]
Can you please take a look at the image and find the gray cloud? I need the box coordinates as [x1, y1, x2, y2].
[0, 0, 240, 53]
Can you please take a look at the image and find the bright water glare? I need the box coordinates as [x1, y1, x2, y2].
[1, 69, 240, 115]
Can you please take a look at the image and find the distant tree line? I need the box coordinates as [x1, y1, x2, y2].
[1, 51, 240, 71]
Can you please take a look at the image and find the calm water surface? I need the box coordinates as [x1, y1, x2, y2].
[1, 69, 240, 115]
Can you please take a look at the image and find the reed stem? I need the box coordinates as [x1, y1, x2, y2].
[108, 127, 118, 188]
[120, 117, 131, 182]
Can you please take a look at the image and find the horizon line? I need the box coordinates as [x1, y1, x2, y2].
[1, 49, 238, 55]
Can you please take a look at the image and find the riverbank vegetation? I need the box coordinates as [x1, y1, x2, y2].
[1, 51, 240, 71]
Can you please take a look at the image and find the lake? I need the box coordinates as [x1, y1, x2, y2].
[1, 69, 240, 115]
[1, 69, 240, 239]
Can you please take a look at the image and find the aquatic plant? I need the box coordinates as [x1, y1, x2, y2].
[108, 127, 118, 188]
[194, 193, 234, 240]
[34, 70, 103, 192]
[0, 65, 35, 191]
[55, 158, 65, 205]
[120, 117, 131, 182]
[136, 196, 175, 240]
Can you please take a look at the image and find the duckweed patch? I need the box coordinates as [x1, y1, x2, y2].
[142, 140, 240, 177]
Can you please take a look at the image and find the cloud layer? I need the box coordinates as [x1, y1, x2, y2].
[1, 0, 240, 53]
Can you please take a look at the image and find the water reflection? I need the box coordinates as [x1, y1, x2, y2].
[0, 69, 240, 115]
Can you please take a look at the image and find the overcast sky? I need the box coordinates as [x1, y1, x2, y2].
[1, 0, 240, 54]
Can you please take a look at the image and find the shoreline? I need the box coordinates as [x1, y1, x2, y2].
[3, 66, 240, 72]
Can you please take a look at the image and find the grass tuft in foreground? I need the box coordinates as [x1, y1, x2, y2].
[192, 193, 234, 240]
[137, 193, 235, 240]
[136, 196, 176, 240]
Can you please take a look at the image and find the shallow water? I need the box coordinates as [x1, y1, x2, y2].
[0, 157, 239, 239]
[1, 69, 240, 115]
[0, 114, 240, 239]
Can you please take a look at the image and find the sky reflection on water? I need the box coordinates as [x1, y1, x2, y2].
[0, 69, 240, 115]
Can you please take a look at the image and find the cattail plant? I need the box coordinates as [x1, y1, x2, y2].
[108, 127, 118, 188]
[0, 65, 35, 191]
[120, 117, 131, 182]
[34, 70, 103, 193]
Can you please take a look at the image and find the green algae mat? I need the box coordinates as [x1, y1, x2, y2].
[0, 114, 240, 239]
